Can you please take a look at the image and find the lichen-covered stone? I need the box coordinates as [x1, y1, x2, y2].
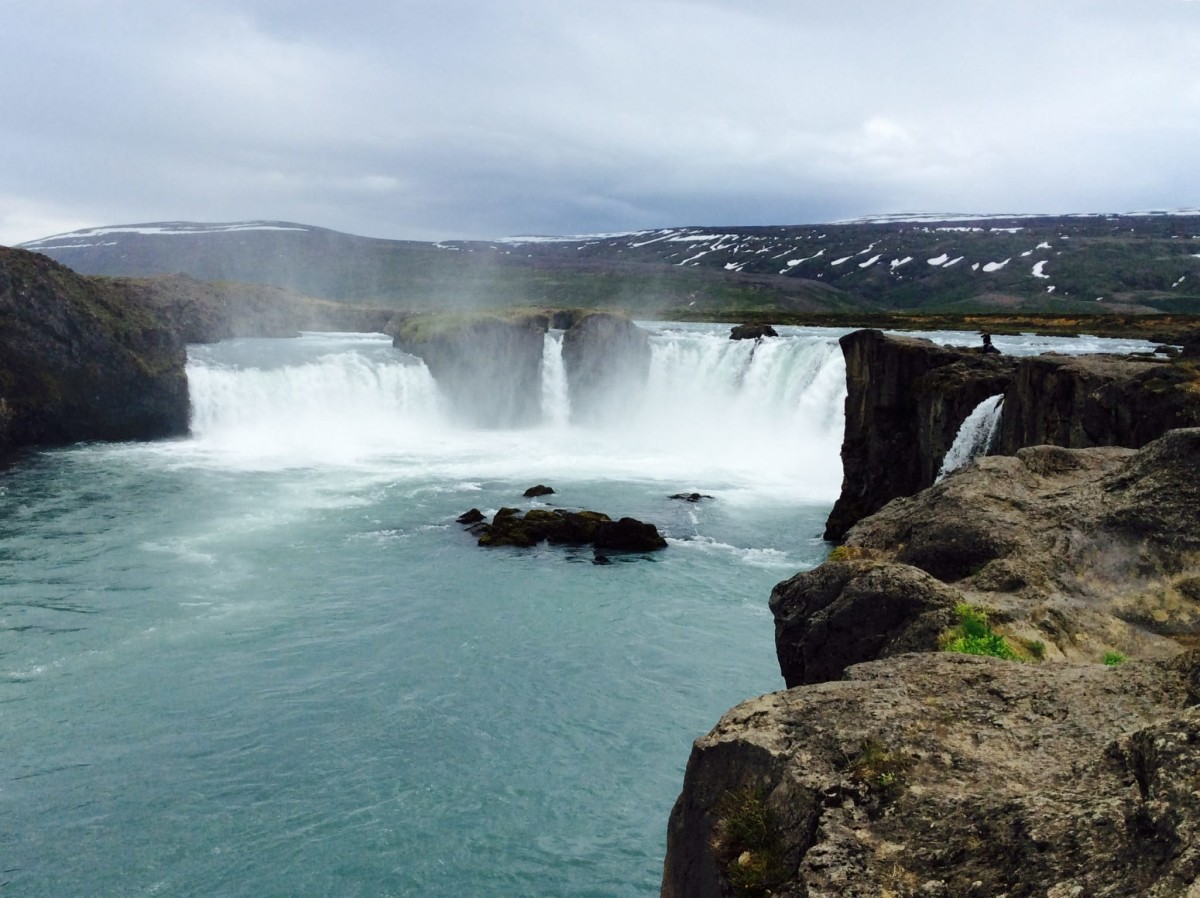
[663, 652, 1200, 898]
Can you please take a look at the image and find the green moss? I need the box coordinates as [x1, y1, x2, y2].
[1103, 651, 1128, 666]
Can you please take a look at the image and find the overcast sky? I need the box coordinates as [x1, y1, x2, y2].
[3, 0, 1199, 246]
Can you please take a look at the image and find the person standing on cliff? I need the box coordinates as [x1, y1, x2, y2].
[981, 332, 1000, 354]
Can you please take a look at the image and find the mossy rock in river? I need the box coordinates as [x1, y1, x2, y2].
[469, 507, 667, 552]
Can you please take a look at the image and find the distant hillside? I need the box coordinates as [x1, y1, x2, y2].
[18, 214, 1200, 316]
[16, 221, 858, 316]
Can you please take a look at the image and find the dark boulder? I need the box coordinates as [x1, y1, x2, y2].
[770, 560, 959, 687]
[594, 517, 669, 551]
[669, 492, 713, 502]
[469, 507, 667, 553]
[523, 484, 555, 498]
[729, 323, 778, 340]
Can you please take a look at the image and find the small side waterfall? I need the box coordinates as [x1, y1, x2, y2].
[936, 394, 1005, 482]
[540, 332, 570, 427]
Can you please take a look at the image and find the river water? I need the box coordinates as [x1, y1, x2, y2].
[0, 323, 1160, 897]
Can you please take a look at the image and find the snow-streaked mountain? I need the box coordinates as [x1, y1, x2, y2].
[17, 213, 1200, 314]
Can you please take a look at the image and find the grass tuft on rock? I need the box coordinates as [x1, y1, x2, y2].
[848, 737, 913, 805]
[711, 787, 788, 898]
[941, 603, 1020, 661]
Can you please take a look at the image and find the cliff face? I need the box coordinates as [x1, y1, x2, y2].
[825, 329, 1200, 541]
[993, 352, 1200, 455]
[662, 651, 1200, 898]
[824, 330, 1016, 540]
[0, 247, 189, 452]
[667, 440, 1200, 896]
[391, 309, 652, 428]
[391, 311, 549, 427]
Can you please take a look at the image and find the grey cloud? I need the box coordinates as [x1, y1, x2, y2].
[3, 0, 1198, 245]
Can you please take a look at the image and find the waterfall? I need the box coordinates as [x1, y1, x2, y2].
[936, 394, 1005, 482]
[186, 334, 442, 464]
[181, 327, 848, 497]
[540, 332, 570, 427]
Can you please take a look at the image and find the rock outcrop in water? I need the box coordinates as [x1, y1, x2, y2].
[0, 246, 189, 452]
[561, 311, 651, 423]
[729, 323, 778, 340]
[825, 329, 1200, 540]
[464, 506, 668, 552]
[391, 311, 550, 427]
[391, 309, 652, 428]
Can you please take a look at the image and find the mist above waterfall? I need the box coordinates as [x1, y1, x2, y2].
[184, 324, 847, 500]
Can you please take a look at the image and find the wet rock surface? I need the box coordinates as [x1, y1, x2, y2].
[463, 507, 668, 553]
[729, 323, 778, 340]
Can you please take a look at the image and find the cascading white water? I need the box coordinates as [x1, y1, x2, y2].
[628, 326, 847, 498]
[936, 393, 1005, 482]
[540, 331, 570, 427]
[182, 326, 847, 498]
[186, 334, 442, 466]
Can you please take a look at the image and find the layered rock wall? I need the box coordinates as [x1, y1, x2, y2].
[993, 352, 1200, 455]
[824, 329, 1016, 540]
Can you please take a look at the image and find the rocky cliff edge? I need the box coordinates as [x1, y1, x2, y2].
[0, 247, 189, 452]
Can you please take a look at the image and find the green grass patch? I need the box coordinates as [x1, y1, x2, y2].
[941, 604, 1020, 661]
[1103, 651, 1128, 666]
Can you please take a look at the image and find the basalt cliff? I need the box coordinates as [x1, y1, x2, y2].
[389, 309, 650, 428]
[662, 333, 1200, 898]
[825, 329, 1200, 540]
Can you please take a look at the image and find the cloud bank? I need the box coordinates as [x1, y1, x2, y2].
[4, 0, 1199, 245]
